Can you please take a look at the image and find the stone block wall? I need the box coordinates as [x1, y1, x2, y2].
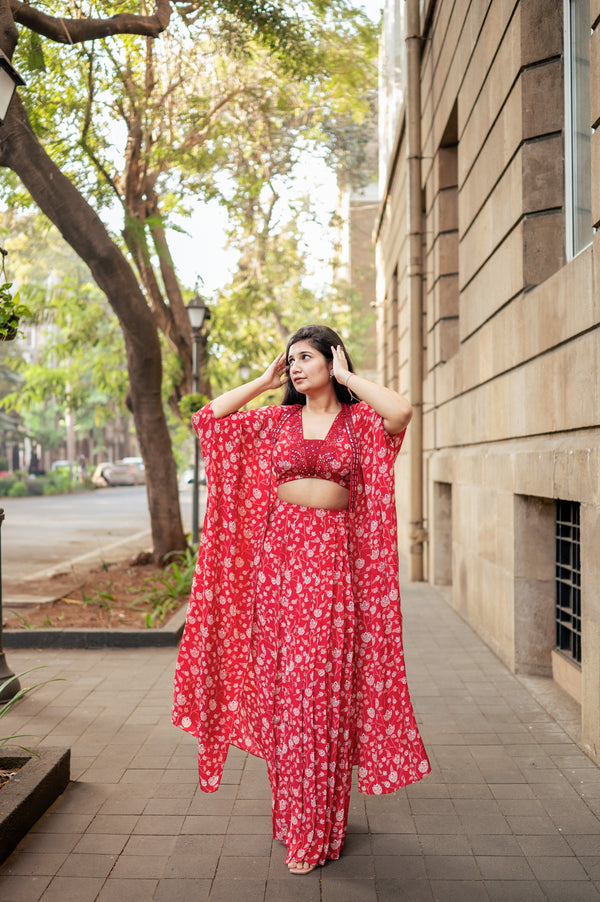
[377, 121, 412, 559]
[376, 0, 600, 765]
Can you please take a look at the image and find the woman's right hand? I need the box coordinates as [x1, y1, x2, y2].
[211, 351, 288, 418]
[260, 352, 288, 391]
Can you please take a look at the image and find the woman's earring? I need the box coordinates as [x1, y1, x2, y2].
[329, 371, 333, 379]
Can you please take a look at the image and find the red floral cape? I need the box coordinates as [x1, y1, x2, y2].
[172, 402, 430, 794]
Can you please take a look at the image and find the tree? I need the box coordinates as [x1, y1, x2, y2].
[0, 215, 132, 461]
[0, 3, 184, 559]
[204, 74, 376, 395]
[0, 0, 376, 560]
[1, 212, 128, 406]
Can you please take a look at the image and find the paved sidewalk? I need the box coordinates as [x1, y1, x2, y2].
[1, 573, 599, 902]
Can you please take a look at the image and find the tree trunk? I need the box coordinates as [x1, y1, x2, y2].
[0, 95, 186, 561]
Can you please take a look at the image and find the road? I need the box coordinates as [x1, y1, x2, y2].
[0, 485, 195, 598]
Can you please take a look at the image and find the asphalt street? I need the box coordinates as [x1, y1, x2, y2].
[0, 485, 194, 600]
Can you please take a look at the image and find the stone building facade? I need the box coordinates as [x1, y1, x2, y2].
[375, 0, 600, 764]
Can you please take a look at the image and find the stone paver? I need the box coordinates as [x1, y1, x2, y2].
[1, 570, 599, 901]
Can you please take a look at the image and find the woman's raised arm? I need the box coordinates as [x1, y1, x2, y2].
[331, 345, 412, 435]
[210, 352, 289, 419]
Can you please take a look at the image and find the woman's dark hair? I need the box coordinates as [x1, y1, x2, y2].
[281, 324, 358, 405]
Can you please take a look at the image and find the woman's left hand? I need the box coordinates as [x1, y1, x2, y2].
[331, 345, 351, 386]
[331, 344, 413, 434]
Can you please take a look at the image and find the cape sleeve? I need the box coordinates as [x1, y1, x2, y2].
[172, 403, 287, 791]
[349, 401, 405, 597]
[349, 402, 431, 793]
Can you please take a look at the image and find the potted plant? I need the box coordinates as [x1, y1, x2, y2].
[0, 282, 31, 341]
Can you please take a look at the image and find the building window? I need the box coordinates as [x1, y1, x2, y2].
[564, 0, 592, 258]
[555, 499, 581, 664]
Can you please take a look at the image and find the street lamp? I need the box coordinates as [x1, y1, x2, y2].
[0, 50, 25, 125]
[0, 509, 21, 702]
[186, 293, 210, 545]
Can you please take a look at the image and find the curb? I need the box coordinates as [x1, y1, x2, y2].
[5, 528, 153, 589]
[0, 747, 70, 863]
[2, 605, 187, 649]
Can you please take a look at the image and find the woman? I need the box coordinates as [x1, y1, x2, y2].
[172, 324, 430, 875]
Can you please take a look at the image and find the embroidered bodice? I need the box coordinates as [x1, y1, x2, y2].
[273, 407, 352, 489]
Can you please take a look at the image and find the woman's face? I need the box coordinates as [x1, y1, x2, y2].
[287, 341, 331, 394]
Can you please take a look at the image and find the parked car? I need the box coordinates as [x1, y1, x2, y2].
[120, 456, 144, 467]
[91, 461, 136, 487]
[118, 457, 145, 485]
[50, 459, 75, 471]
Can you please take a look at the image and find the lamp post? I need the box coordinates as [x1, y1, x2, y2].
[186, 293, 210, 546]
[0, 509, 20, 702]
[0, 50, 25, 125]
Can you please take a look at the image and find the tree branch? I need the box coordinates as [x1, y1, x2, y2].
[78, 46, 123, 202]
[10, 0, 171, 44]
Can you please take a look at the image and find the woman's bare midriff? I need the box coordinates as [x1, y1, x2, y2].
[277, 478, 349, 510]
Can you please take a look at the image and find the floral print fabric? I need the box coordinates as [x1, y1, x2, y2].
[232, 500, 354, 865]
[172, 401, 430, 801]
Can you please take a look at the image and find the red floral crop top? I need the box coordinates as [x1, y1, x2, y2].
[273, 406, 352, 489]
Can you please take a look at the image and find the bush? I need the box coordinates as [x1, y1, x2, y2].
[25, 478, 44, 496]
[41, 470, 72, 494]
[0, 458, 9, 471]
[140, 545, 198, 627]
[0, 476, 17, 496]
[7, 481, 27, 497]
[0, 469, 91, 497]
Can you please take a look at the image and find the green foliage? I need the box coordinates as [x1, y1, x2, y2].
[7, 481, 27, 497]
[4, 276, 128, 418]
[25, 478, 44, 496]
[18, 405, 66, 452]
[0, 216, 131, 448]
[41, 470, 74, 495]
[209, 270, 370, 400]
[0, 283, 32, 341]
[136, 544, 198, 627]
[187, 37, 378, 393]
[6, 610, 34, 630]
[0, 476, 17, 494]
[179, 393, 209, 423]
[0, 468, 89, 497]
[1, 0, 378, 483]
[202, 0, 377, 90]
[80, 582, 115, 611]
[205, 0, 313, 73]
[7, 0, 377, 248]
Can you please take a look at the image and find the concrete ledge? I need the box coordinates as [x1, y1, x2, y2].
[0, 747, 70, 863]
[2, 604, 187, 649]
[552, 648, 582, 704]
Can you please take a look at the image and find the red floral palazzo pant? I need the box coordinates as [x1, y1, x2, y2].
[232, 499, 355, 866]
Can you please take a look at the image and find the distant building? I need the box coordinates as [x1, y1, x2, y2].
[376, 0, 600, 764]
[348, 175, 379, 379]
[332, 96, 380, 377]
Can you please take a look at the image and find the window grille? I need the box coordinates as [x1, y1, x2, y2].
[555, 500, 581, 664]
